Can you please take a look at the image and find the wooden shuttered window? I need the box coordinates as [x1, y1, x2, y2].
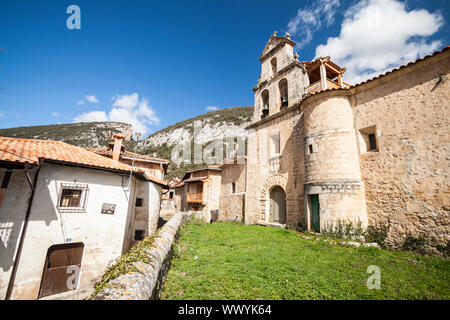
[38, 243, 84, 298]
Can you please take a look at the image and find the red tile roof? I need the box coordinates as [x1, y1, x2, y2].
[0, 137, 168, 187]
[307, 46, 450, 97]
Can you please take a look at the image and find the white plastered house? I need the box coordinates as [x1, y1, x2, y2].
[0, 136, 168, 300]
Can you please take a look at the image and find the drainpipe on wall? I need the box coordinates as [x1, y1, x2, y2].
[5, 162, 42, 300]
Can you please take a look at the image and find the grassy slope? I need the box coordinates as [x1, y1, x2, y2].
[162, 222, 449, 300]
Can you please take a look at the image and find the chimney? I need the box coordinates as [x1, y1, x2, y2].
[112, 134, 125, 161]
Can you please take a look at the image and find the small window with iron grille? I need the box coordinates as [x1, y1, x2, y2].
[57, 183, 88, 213]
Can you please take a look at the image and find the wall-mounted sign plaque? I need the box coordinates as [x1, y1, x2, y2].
[101, 203, 116, 214]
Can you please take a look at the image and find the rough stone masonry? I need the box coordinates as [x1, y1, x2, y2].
[93, 212, 183, 300]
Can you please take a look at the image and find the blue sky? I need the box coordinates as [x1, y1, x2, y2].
[0, 0, 448, 136]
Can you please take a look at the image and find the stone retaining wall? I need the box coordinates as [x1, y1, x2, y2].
[92, 212, 184, 300]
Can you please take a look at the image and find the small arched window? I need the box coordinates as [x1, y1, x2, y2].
[279, 78, 288, 109]
[261, 89, 269, 119]
[271, 57, 277, 76]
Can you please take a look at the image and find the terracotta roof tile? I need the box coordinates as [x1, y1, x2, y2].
[0, 136, 168, 187]
[306, 46, 450, 98]
[0, 136, 137, 170]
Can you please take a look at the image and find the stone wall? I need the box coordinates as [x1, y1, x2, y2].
[92, 212, 184, 300]
[202, 172, 222, 222]
[219, 194, 245, 222]
[352, 50, 450, 250]
[219, 163, 246, 222]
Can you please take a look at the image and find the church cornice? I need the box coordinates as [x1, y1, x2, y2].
[246, 102, 302, 130]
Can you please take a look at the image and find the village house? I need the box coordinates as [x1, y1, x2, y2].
[87, 134, 169, 182]
[160, 177, 181, 220]
[0, 136, 168, 300]
[174, 167, 222, 222]
[243, 32, 449, 251]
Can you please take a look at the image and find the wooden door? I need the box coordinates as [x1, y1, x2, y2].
[38, 243, 84, 298]
[310, 195, 320, 232]
[270, 186, 286, 224]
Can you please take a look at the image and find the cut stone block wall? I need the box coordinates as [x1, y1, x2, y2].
[219, 193, 245, 222]
[92, 212, 184, 300]
[352, 51, 450, 249]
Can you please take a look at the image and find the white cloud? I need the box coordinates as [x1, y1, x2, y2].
[74, 93, 160, 136]
[51, 112, 59, 117]
[206, 106, 218, 111]
[85, 95, 99, 103]
[74, 111, 108, 122]
[112, 93, 138, 109]
[287, 0, 340, 47]
[77, 94, 99, 105]
[314, 0, 444, 83]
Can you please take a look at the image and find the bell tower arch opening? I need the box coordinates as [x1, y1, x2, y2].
[278, 78, 288, 109]
[261, 89, 270, 119]
[271, 57, 278, 76]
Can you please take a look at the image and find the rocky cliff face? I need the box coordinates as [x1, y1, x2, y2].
[0, 122, 133, 148]
[136, 106, 253, 179]
[137, 106, 253, 157]
[140, 117, 250, 149]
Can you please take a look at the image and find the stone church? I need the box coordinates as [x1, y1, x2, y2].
[243, 32, 449, 249]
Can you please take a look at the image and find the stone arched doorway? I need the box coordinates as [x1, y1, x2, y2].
[259, 174, 288, 224]
[269, 186, 286, 224]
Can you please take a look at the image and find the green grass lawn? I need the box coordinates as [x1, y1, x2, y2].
[161, 221, 450, 300]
